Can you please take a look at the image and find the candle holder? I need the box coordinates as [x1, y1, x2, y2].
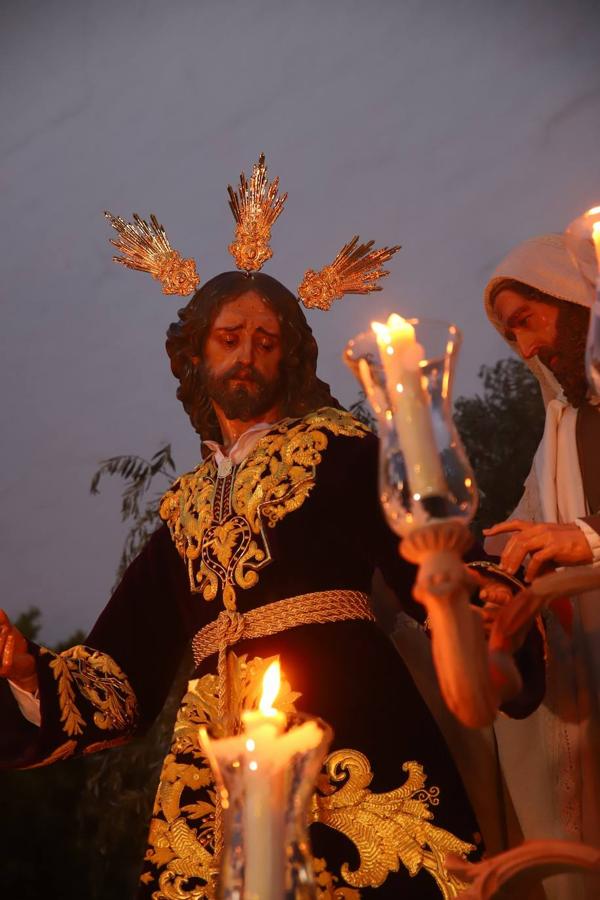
[200, 713, 332, 900]
[345, 318, 477, 534]
[566, 206, 600, 396]
[345, 317, 521, 728]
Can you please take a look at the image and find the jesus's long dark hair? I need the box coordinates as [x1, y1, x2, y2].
[166, 271, 341, 443]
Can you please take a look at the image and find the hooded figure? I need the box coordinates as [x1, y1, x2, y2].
[483, 233, 600, 900]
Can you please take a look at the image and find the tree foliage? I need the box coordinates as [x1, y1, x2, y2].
[453, 358, 545, 534]
[90, 443, 176, 583]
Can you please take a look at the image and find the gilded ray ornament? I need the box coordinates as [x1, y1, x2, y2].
[227, 153, 288, 271]
[105, 154, 400, 306]
[298, 236, 401, 311]
[105, 211, 200, 295]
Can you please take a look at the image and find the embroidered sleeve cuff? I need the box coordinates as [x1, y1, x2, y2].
[8, 680, 41, 727]
[575, 519, 600, 563]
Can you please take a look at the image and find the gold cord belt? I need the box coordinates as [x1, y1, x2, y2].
[192, 589, 374, 721]
[193, 589, 373, 866]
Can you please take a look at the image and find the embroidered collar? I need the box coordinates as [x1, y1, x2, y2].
[203, 420, 283, 476]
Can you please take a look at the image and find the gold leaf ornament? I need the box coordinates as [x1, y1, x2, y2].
[298, 236, 401, 311]
[104, 211, 200, 296]
[227, 153, 287, 272]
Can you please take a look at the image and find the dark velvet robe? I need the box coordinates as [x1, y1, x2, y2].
[0, 408, 543, 899]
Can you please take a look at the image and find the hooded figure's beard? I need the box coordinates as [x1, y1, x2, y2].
[538, 302, 590, 407]
[203, 362, 282, 421]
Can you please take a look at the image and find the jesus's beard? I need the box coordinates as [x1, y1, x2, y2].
[204, 362, 282, 421]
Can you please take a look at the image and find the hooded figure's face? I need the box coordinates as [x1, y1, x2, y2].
[493, 289, 560, 364]
[493, 285, 589, 407]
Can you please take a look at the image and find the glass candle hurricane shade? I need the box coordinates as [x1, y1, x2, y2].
[345, 317, 477, 537]
[566, 207, 600, 396]
[200, 713, 333, 900]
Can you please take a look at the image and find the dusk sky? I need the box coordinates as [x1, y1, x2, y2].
[2, 0, 600, 644]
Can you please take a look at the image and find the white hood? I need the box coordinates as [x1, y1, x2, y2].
[483, 232, 594, 407]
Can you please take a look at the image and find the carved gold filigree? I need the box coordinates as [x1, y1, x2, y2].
[45, 645, 138, 737]
[227, 153, 287, 271]
[105, 211, 200, 295]
[298, 236, 401, 311]
[159, 409, 369, 608]
[314, 749, 474, 897]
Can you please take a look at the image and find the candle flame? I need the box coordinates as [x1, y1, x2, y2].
[371, 320, 391, 344]
[259, 660, 281, 713]
[586, 205, 600, 217]
[371, 314, 415, 345]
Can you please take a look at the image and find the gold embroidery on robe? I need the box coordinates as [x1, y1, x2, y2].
[44, 645, 138, 737]
[159, 408, 369, 609]
[144, 654, 300, 899]
[143, 657, 473, 898]
[313, 857, 361, 898]
[314, 750, 474, 898]
[21, 739, 78, 769]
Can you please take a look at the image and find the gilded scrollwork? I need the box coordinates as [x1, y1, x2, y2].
[159, 409, 369, 608]
[44, 644, 138, 737]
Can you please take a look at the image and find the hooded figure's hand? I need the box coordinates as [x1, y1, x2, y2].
[483, 519, 593, 582]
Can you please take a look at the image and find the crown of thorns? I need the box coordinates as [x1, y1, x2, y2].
[105, 154, 400, 312]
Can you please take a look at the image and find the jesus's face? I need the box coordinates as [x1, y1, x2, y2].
[201, 290, 283, 421]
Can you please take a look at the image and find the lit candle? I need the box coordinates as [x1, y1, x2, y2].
[372, 314, 447, 500]
[199, 661, 325, 900]
[240, 662, 287, 900]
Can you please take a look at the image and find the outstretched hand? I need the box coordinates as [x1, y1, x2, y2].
[468, 569, 516, 637]
[483, 519, 593, 582]
[0, 609, 38, 693]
